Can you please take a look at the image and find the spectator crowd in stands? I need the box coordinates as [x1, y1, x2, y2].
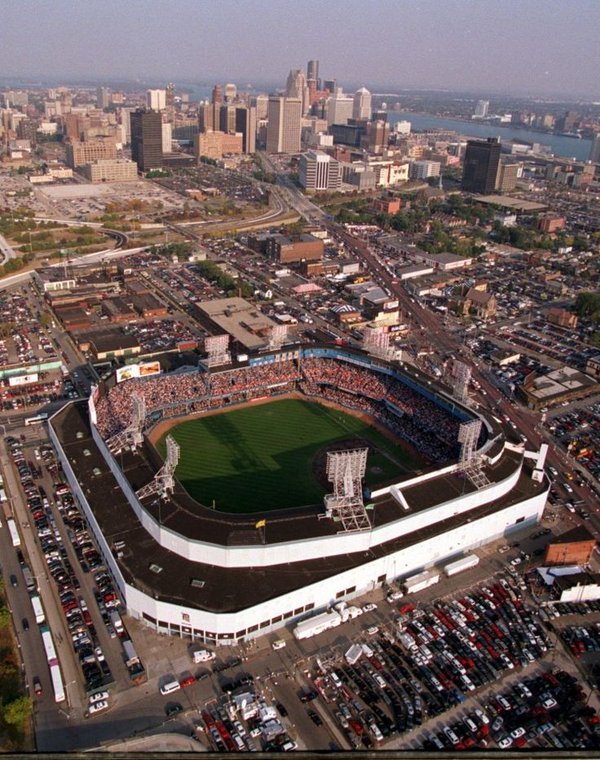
[94, 356, 464, 463]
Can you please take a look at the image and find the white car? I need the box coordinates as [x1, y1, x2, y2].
[367, 625, 379, 635]
[362, 602, 378, 612]
[498, 736, 513, 749]
[474, 708, 489, 725]
[89, 691, 109, 705]
[272, 639, 286, 650]
[88, 700, 109, 715]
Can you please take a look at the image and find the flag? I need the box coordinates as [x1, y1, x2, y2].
[255, 519, 266, 529]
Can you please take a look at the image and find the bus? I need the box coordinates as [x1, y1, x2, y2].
[24, 413, 48, 426]
[6, 518, 20, 547]
[30, 594, 45, 624]
[49, 663, 65, 703]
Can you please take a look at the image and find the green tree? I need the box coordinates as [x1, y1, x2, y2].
[0, 606, 11, 628]
[3, 695, 32, 726]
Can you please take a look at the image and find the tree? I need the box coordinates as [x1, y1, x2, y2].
[2, 695, 32, 727]
[0, 607, 11, 628]
[575, 292, 600, 322]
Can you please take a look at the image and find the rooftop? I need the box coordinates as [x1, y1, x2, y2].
[50, 395, 544, 616]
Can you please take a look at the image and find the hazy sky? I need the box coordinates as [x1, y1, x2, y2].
[2, 0, 599, 97]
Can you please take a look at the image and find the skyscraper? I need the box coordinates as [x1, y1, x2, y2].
[327, 89, 353, 126]
[235, 106, 257, 153]
[474, 99, 489, 118]
[224, 83, 237, 103]
[266, 97, 302, 154]
[97, 86, 111, 110]
[461, 137, 501, 194]
[130, 109, 163, 171]
[307, 60, 319, 84]
[146, 89, 167, 111]
[352, 87, 372, 120]
[286, 69, 309, 115]
[589, 132, 600, 163]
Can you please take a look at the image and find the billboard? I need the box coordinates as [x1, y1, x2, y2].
[9, 373, 38, 387]
[115, 366, 138, 384]
[115, 362, 162, 383]
[138, 361, 161, 378]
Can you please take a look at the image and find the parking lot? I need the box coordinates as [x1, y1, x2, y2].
[547, 401, 600, 482]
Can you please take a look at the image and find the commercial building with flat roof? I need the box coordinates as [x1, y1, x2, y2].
[197, 297, 276, 352]
[66, 139, 117, 169]
[82, 159, 138, 182]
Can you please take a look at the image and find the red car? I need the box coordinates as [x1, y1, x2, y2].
[179, 676, 196, 688]
[33, 677, 42, 696]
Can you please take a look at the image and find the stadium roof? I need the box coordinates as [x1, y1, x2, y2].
[51, 397, 544, 615]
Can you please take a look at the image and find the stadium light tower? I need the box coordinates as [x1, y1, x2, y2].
[268, 324, 288, 352]
[106, 393, 146, 455]
[363, 326, 394, 361]
[322, 448, 371, 532]
[457, 419, 490, 490]
[452, 360, 471, 404]
[204, 334, 231, 368]
[136, 434, 180, 501]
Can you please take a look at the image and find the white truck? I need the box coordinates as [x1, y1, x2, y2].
[293, 609, 342, 640]
[403, 569, 440, 595]
[443, 554, 480, 578]
[193, 649, 216, 663]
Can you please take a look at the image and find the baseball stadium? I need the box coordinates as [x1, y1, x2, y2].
[48, 346, 550, 644]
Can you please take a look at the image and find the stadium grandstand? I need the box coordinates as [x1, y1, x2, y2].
[49, 346, 550, 645]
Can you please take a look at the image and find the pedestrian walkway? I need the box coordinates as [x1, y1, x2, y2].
[100, 732, 205, 752]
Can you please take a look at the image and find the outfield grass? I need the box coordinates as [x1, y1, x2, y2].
[158, 398, 418, 513]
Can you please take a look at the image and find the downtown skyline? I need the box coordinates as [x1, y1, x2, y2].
[1, 0, 600, 99]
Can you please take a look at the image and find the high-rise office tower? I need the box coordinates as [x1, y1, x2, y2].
[299, 150, 341, 191]
[352, 87, 372, 120]
[589, 132, 600, 163]
[235, 106, 257, 153]
[166, 83, 175, 109]
[97, 86, 111, 110]
[474, 99, 489, 118]
[146, 89, 166, 111]
[461, 137, 501, 194]
[266, 97, 302, 153]
[212, 85, 222, 105]
[286, 69, 309, 115]
[253, 94, 269, 120]
[130, 109, 163, 170]
[323, 79, 336, 93]
[307, 60, 319, 85]
[161, 122, 172, 153]
[224, 83, 237, 103]
[219, 104, 237, 133]
[327, 89, 354, 126]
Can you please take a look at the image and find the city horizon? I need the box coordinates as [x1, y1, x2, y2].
[1, 0, 599, 99]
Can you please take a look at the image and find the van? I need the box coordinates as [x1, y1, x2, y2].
[193, 649, 215, 663]
[160, 680, 181, 695]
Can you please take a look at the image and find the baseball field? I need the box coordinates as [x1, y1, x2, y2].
[157, 398, 418, 513]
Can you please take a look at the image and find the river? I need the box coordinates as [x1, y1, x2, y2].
[387, 111, 592, 161]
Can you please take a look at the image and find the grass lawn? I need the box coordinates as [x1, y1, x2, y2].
[158, 398, 417, 513]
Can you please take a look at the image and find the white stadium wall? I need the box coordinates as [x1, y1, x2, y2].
[48, 416, 548, 642]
